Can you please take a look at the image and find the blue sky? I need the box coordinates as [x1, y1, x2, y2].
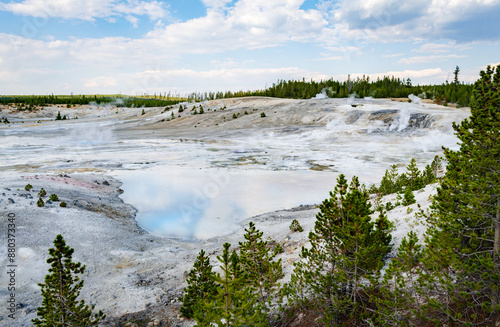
[0, 0, 499, 95]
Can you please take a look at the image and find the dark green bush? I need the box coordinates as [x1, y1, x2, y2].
[49, 194, 59, 201]
[402, 187, 416, 206]
[25, 184, 33, 191]
[38, 188, 47, 197]
[37, 198, 45, 207]
[289, 219, 303, 232]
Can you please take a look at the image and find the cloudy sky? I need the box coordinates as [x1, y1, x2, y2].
[0, 0, 499, 95]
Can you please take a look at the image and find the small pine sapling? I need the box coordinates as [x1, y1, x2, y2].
[289, 219, 303, 232]
[37, 198, 45, 207]
[402, 187, 416, 206]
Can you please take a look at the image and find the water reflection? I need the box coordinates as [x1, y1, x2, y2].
[117, 166, 336, 239]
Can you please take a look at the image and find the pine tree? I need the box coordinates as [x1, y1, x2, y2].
[55, 111, 62, 120]
[423, 65, 500, 325]
[204, 243, 265, 327]
[402, 187, 416, 206]
[32, 234, 105, 326]
[288, 174, 392, 325]
[181, 249, 218, 320]
[378, 165, 399, 195]
[405, 158, 422, 191]
[422, 164, 436, 185]
[454, 66, 460, 85]
[239, 222, 283, 316]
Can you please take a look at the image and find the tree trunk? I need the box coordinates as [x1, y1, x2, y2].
[494, 198, 500, 256]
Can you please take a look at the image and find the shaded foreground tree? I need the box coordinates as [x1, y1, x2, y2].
[183, 224, 283, 326]
[286, 174, 392, 325]
[180, 249, 218, 320]
[201, 243, 267, 327]
[422, 65, 500, 325]
[32, 234, 105, 326]
[239, 222, 284, 318]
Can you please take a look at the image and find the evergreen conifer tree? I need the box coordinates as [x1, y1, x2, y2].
[402, 187, 416, 206]
[204, 243, 265, 327]
[422, 164, 436, 185]
[378, 165, 399, 195]
[423, 65, 500, 325]
[32, 234, 105, 326]
[288, 174, 392, 325]
[405, 158, 422, 190]
[181, 249, 218, 320]
[239, 222, 283, 315]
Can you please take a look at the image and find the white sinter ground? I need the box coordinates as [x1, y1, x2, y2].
[0, 96, 469, 326]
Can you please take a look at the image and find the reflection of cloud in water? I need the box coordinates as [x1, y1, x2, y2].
[118, 167, 335, 239]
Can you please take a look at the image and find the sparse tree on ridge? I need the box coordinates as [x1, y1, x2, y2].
[454, 65, 460, 85]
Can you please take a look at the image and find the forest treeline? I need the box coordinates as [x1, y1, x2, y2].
[3, 69, 472, 108]
[188, 73, 472, 108]
[0, 94, 183, 108]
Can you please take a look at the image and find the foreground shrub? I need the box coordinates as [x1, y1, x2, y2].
[25, 184, 33, 191]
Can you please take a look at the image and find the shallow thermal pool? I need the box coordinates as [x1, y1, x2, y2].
[116, 166, 337, 239]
